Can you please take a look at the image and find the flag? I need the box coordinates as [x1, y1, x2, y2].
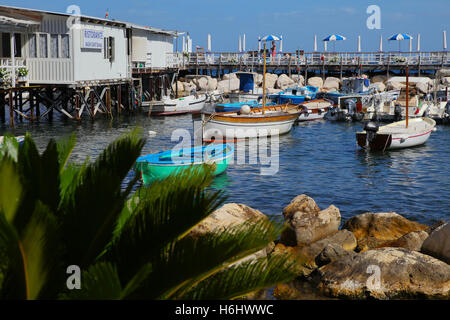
[105, 9, 109, 19]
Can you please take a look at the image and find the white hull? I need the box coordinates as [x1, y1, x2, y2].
[148, 94, 207, 114]
[228, 93, 261, 103]
[388, 129, 433, 149]
[203, 117, 296, 139]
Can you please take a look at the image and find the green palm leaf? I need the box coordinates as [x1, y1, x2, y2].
[61, 130, 145, 268]
[178, 254, 298, 300]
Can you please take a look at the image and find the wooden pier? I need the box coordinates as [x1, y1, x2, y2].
[167, 51, 450, 79]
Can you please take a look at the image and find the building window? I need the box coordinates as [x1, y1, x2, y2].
[50, 34, 59, 58]
[1, 33, 10, 57]
[29, 34, 37, 58]
[104, 36, 115, 62]
[61, 34, 70, 58]
[39, 34, 48, 58]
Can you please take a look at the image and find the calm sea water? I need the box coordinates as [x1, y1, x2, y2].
[1, 105, 449, 225]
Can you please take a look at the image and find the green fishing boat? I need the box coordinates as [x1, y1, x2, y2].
[135, 143, 234, 184]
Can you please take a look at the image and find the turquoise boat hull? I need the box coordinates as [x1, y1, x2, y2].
[135, 144, 233, 185]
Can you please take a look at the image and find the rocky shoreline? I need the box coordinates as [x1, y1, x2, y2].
[195, 196, 450, 300]
[174, 72, 450, 97]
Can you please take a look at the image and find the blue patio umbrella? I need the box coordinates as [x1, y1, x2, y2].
[261, 34, 280, 42]
[323, 34, 347, 52]
[388, 33, 413, 52]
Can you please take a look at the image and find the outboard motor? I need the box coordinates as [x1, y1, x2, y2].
[394, 103, 402, 121]
[344, 99, 357, 121]
[364, 121, 379, 144]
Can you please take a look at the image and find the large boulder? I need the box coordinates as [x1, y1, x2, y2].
[386, 81, 406, 91]
[343, 212, 428, 252]
[377, 230, 429, 251]
[442, 77, 450, 86]
[264, 73, 278, 89]
[297, 230, 357, 268]
[416, 81, 431, 94]
[315, 243, 356, 268]
[206, 77, 218, 91]
[307, 77, 323, 88]
[254, 73, 263, 86]
[276, 74, 295, 90]
[316, 248, 450, 299]
[183, 81, 197, 94]
[372, 82, 386, 92]
[421, 222, 450, 264]
[190, 203, 267, 237]
[194, 77, 209, 91]
[290, 74, 304, 86]
[281, 195, 340, 247]
[323, 77, 340, 91]
[217, 79, 240, 94]
[172, 80, 184, 93]
[223, 73, 238, 80]
[372, 75, 387, 84]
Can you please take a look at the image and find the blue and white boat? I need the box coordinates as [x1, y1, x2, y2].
[270, 85, 318, 104]
[322, 77, 372, 105]
[228, 72, 264, 103]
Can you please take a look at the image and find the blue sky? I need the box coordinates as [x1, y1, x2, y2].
[3, 0, 449, 52]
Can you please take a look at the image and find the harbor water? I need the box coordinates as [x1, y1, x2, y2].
[1, 105, 449, 226]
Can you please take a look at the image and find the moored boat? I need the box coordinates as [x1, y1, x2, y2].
[297, 99, 332, 121]
[135, 144, 234, 184]
[0, 135, 25, 146]
[356, 117, 436, 151]
[145, 93, 207, 115]
[270, 85, 318, 105]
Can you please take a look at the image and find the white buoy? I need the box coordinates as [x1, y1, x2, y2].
[240, 105, 251, 114]
[148, 130, 157, 136]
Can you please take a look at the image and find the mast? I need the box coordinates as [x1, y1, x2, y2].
[262, 42, 266, 114]
[406, 65, 409, 128]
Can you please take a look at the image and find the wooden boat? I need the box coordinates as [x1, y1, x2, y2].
[0, 135, 25, 146]
[146, 94, 207, 115]
[135, 144, 234, 184]
[356, 117, 436, 151]
[297, 99, 332, 121]
[202, 104, 301, 140]
[202, 39, 300, 141]
[215, 100, 275, 112]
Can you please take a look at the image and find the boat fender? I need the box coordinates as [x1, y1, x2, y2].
[240, 105, 251, 114]
[364, 121, 379, 143]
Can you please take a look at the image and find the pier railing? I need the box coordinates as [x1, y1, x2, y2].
[166, 51, 450, 69]
[0, 58, 27, 87]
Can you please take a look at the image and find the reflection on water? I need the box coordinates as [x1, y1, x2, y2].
[1, 108, 449, 225]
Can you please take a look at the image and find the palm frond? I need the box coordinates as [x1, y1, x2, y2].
[178, 254, 298, 300]
[61, 130, 145, 267]
[106, 166, 225, 284]
[0, 159, 22, 222]
[59, 262, 122, 300]
[133, 218, 282, 299]
[0, 201, 59, 299]
[56, 134, 76, 174]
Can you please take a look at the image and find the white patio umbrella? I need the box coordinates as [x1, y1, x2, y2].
[207, 34, 211, 53]
[323, 34, 347, 52]
[357, 35, 361, 52]
[417, 34, 421, 52]
[379, 34, 383, 51]
[444, 30, 447, 50]
[314, 35, 317, 52]
[243, 34, 246, 52]
[238, 35, 242, 52]
[388, 33, 413, 52]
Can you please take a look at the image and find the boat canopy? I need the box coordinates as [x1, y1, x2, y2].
[238, 73, 255, 93]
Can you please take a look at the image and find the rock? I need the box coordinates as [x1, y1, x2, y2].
[416, 81, 431, 94]
[373, 82, 386, 92]
[386, 81, 406, 91]
[254, 73, 263, 86]
[307, 77, 323, 88]
[343, 212, 428, 252]
[290, 74, 304, 86]
[421, 222, 450, 264]
[316, 248, 450, 299]
[223, 73, 238, 80]
[263, 73, 278, 89]
[323, 77, 340, 91]
[316, 243, 357, 268]
[276, 74, 295, 90]
[217, 79, 240, 94]
[297, 230, 357, 268]
[372, 75, 387, 83]
[266, 88, 283, 94]
[183, 82, 197, 94]
[190, 203, 268, 237]
[377, 230, 429, 251]
[195, 77, 209, 91]
[270, 243, 311, 275]
[442, 77, 450, 86]
[172, 81, 184, 93]
[281, 195, 340, 247]
[205, 77, 218, 91]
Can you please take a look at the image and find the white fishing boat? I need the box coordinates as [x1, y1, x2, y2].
[422, 100, 450, 124]
[356, 117, 436, 151]
[297, 99, 332, 121]
[357, 66, 436, 151]
[146, 93, 207, 115]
